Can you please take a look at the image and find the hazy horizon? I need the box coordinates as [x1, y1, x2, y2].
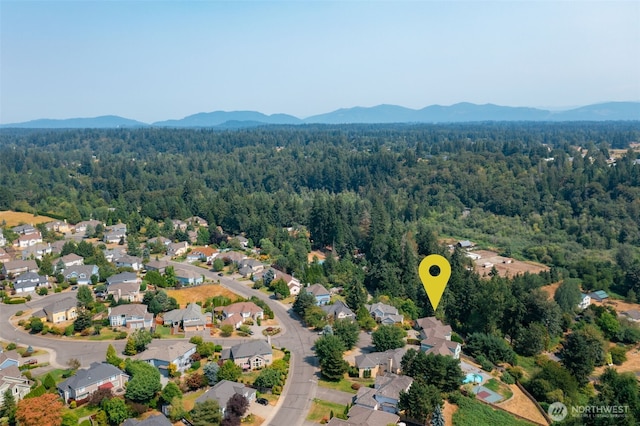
[1, 1, 639, 124]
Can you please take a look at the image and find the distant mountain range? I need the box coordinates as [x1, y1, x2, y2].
[2, 102, 639, 129]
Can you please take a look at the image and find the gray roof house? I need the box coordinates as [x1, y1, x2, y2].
[353, 347, 407, 378]
[415, 317, 461, 359]
[195, 380, 256, 416]
[365, 303, 404, 324]
[136, 341, 197, 377]
[63, 265, 99, 285]
[108, 304, 153, 329]
[327, 405, 399, 426]
[57, 362, 128, 403]
[322, 300, 355, 321]
[13, 272, 48, 293]
[107, 281, 143, 303]
[114, 255, 143, 271]
[220, 340, 273, 370]
[353, 373, 413, 414]
[2, 260, 38, 277]
[144, 259, 169, 273]
[122, 414, 172, 426]
[162, 303, 210, 332]
[306, 283, 331, 306]
[42, 297, 78, 323]
[107, 272, 140, 286]
[60, 253, 84, 268]
[0, 365, 32, 406]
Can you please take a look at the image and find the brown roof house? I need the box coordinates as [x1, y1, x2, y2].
[215, 302, 264, 329]
[2, 260, 38, 277]
[108, 304, 153, 329]
[196, 380, 256, 417]
[43, 297, 78, 324]
[327, 405, 399, 426]
[353, 347, 407, 379]
[415, 317, 461, 359]
[220, 340, 273, 370]
[0, 365, 33, 405]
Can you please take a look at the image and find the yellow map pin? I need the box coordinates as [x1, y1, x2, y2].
[419, 254, 451, 311]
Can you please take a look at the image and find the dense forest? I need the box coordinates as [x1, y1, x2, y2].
[3, 122, 640, 418]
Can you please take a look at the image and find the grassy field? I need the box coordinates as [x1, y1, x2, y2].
[484, 378, 513, 400]
[182, 389, 207, 411]
[317, 375, 375, 394]
[166, 284, 242, 307]
[0, 211, 56, 227]
[306, 399, 347, 423]
[452, 395, 536, 426]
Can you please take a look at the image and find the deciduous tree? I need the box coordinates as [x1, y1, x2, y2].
[16, 393, 63, 426]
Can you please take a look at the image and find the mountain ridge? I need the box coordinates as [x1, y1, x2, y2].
[2, 101, 639, 128]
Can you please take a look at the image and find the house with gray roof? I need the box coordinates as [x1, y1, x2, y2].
[353, 347, 407, 379]
[57, 362, 128, 403]
[0, 365, 32, 406]
[13, 272, 48, 293]
[306, 283, 331, 305]
[162, 303, 210, 332]
[0, 350, 20, 371]
[326, 405, 399, 426]
[19, 242, 51, 260]
[365, 302, 403, 325]
[114, 255, 143, 271]
[167, 241, 189, 257]
[220, 340, 273, 370]
[122, 414, 172, 426]
[60, 253, 84, 268]
[107, 281, 143, 303]
[107, 272, 140, 286]
[2, 259, 38, 277]
[174, 268, 204, 286]
[622, 309, 640, 323]
[195, 380, 256, 417]
[415, 317, 460, 359]
[43, 297, 78, 323]
[63, 264, 99, 285]
[12, 224, 37, 235]
[108, 304, 153, 329]
[136, 341, 196, 377]
[353, 373, 413, 414]
[144, 259, 169, 273]
[322, 300, 355, 321]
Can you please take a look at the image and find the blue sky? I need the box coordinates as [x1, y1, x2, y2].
[1, 0, 639, 124]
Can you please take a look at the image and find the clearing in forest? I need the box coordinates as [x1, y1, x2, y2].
[0, 211, 56, 227]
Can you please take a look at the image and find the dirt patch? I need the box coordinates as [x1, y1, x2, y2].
[443, 400, 457, 425]
[308, 250, 327, 263]
[497, 383, 548, 425]
[594, 342, 640, 377]
[0, 211, 56, 227]
[540, 282, 562, 300]
[471, 250, 549, 278]
[166, 284, 242, 307]
[594, 298, 640, 314]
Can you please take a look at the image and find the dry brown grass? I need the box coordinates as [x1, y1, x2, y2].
[540, 282, 562, 300]
[0, 211, 56, 227]
[443, 400, 458, 425]
[166, 284, 242, 307]
[473, 250, 549, 278]
[497, 384, 549, 425]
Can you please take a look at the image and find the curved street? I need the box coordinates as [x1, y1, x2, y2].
[0, 262, 320, 426]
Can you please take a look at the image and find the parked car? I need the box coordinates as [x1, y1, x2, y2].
[24, 359, 37, 365]
[256, 397, 269, 406]
[71, 286, 78, 290]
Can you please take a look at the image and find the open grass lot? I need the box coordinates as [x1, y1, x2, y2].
[317, 375, 375, 394]
[306, 398, 347, 423]
[182, 389, 207, 411]
[484, 378, 513, 400]
[166, 284, 242, 307]
[452, 395, 537, 426]
[0, 210, 56, 227]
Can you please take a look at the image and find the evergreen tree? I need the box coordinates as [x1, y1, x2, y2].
[0, 388, 17, 426]
[431, 404, 445, 426]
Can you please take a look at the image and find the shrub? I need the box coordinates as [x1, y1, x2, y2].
[116, 331, 128, 339]
[15, 310, 24, 316]
[501, 371, 515, 385]
[506, 366, 524, 381]
[347, 366, 359, 378]
[6, 343, 17, 350]
[476, 354, 494, 372]
[351, 383, 361, 390]
[610, 346, 627, 365]
[191, 360, 201, 370]
[273, 385, 282, 395]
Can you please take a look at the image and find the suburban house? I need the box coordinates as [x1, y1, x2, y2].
[2, 259, 38, 277]
[19, 243, 52, 260]
[146, 237, 171, 248]
[108, 304, 154, 329]
[44, 220, 73, 234]
[589, 290, 609, 302]
[174, 268, 204, 286]
[220, 340, 273, 370]
[415, 317, 461, 359]
[57, 362, 129, 403]
[14, 232, 43, 248]
[186, 246, 218, 263]
[366, 303, 404, 325]
[114, 255, 143, 271]
[238, 258, 265, 277]
[162, 303, 210, 332]
[353, 373, 413, 414]
[123, 414, 172, 426]
[12, 224, 37, 235]
[215, 302, 264, 328]
[43, 297, 77, 323]
[578, 293, 591, 310]
[322, 300, 356, 321]
[272, 270, 301, 295]
[0, 365, 32, 405]
[102, 247, 126, 263]
[167, 242, 189, 257]
[60, 253, 84, 268]
[0, 248, 10, 263]
[74, 220, 102, 236]
[144, 259, 169, 273]
[13, 272, 48, 293]
[104, 224, 127, 244]
[186, 216, 208, 228]
[219, 250, 246, 264]
[63, 264, 99, 285]
[231, 235, 249, 248]
[306, 283, 331, 306]
[107, 282, 143, 303]
[326, 405, 399, 426]
[172, 220, 188, 231]
[107, 272, 140, 286]
[136, 342, 196, 377]
[621, 309, 640, 323]
[195, 380, 256, 417]
[353, 348, 407, 379]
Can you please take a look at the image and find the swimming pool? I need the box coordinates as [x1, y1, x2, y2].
[463, 373, 483, 384]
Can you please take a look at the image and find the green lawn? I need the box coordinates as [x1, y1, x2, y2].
[317, 376, 374, 394]
[484, 378, 513, 400]
[453, 395, 535, 426]
[306, 399, 347, 422]
[154, 325, 185, 338]
[182, 389, 207, 411]
[515, 356, 540, 381]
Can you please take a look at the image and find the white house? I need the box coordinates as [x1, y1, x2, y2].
[578, 293, 591, 310]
